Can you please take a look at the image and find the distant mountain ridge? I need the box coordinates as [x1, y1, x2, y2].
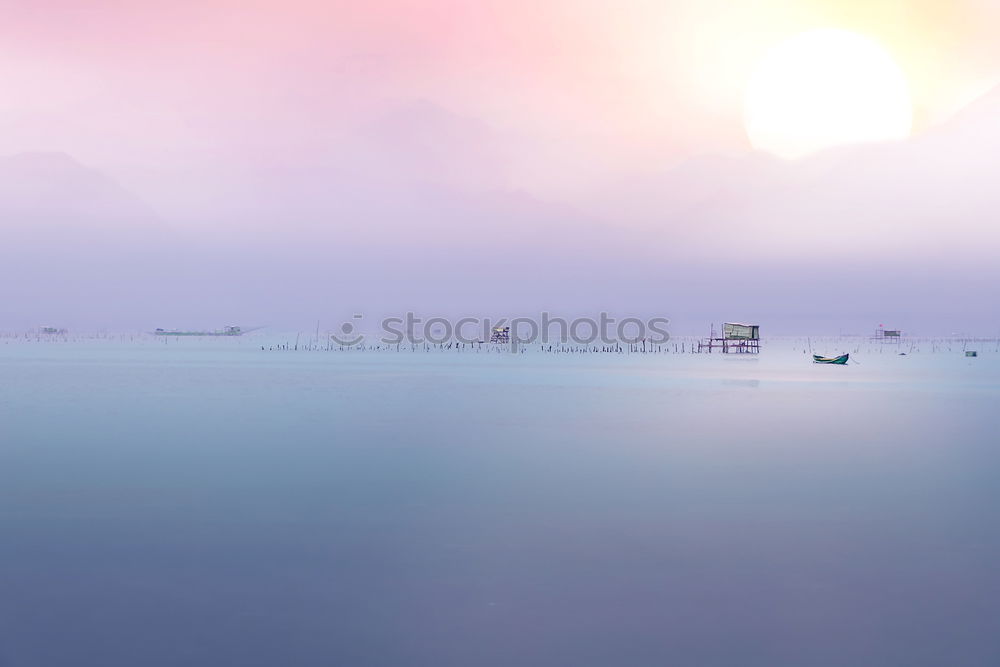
[1, 91, 998, 331]
[0, 151, 159, 227]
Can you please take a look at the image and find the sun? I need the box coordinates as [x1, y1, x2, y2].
[744, 29, 913, 159]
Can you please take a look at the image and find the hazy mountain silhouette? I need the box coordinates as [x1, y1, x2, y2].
[354, 99, 511, 191]
[2, 89, 999, 332]
[0, 152, 183, 328]
[0, 152, 159, 229]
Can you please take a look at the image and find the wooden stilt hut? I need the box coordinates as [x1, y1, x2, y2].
[698, 322, 760, 353]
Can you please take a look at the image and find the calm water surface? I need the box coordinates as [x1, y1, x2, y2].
[1, 338, 998, 666]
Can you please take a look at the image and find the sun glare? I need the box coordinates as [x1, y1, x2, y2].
[744, 29, 913, 159]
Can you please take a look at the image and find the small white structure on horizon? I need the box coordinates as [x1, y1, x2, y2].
[872, 324, 902, 343]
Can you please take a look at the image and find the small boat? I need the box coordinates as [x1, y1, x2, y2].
[813, 353, 849, 365]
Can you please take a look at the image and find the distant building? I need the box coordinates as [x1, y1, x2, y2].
[872, 325, 902, 343]
[699, 322, 760, 353]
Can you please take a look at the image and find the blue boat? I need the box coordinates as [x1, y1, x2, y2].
[813, 353, 849, 365]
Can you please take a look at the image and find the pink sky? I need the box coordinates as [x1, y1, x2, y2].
[5, 0, 996, 181]
[2, 1, 1000, 331]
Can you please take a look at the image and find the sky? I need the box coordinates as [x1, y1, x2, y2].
[1, 0, 999, 333]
